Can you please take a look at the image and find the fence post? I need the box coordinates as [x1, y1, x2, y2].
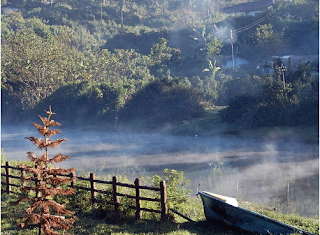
[90, 173, 96, 202]
[160, 181, 167, 222]
[5, 161, 11, 194]
[21, 168, 25, 187]
[135, 178, 141, 220]
[70, 171, 75, 188]
[112, 176, 120, 220]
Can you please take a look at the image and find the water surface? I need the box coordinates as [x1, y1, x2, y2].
[1, 126, 318, 217]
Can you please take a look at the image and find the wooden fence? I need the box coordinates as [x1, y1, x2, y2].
[1, 161, 168, 221]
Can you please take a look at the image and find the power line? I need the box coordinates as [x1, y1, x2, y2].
[233, 2, 284, 33]
[227, 2, 284, 68]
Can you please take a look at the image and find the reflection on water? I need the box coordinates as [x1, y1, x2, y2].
[1, 127, 318, 217]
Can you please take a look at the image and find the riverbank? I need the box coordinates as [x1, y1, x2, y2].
[109, 105, 319, 144]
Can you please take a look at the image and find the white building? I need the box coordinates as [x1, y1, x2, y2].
[221, 0, 275, 17]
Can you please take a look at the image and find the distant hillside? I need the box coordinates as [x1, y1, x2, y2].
[1, 0, 318, 129]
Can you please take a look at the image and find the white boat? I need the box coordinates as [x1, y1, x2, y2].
[199, 191, 315, 235]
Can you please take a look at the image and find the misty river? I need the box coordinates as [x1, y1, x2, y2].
[1, 126, 318, 217]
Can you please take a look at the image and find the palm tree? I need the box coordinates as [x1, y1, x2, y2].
[203, 59, 220, 80]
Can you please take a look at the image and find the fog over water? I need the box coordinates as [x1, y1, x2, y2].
[1, 125, 318, 217]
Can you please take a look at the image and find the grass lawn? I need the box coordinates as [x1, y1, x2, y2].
[2, 192, 318, 235]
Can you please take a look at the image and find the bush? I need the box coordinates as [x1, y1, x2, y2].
[219, 94, 260, 124]
[120, 78, 205, 125]
[220, 71, 319, 128]
[151, 169, 191, 210]
[33, 81, 124, 126]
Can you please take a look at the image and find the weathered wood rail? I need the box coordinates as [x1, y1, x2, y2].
[1, 161, 168, 221]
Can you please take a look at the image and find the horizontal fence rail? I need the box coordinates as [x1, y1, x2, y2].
[1, 161, 168, 221]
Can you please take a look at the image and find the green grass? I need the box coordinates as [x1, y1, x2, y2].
[0, 193, 231, 235]
[2, 192, 318, 235]
[238, 200, 319, 235]
[1, 150, 318, 235]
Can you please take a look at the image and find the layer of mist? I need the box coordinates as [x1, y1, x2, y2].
[1, 125, 318, 217]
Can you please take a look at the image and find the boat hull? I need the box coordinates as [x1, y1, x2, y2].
[199, 191, 314, 235]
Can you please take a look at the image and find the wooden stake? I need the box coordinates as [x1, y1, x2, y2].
[90, 173, 96, 202]
[21, 168, 26, 187]
[160, 181, 167, 222]
[5, 161, 11, 194]
[113, 176, 120, 220]
[70, 171, 75, 188]
[135, 178, 141, 220]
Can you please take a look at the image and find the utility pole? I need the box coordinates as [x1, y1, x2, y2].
[278, 63, 287, 91]
[119, 0, 124, 31]
[100, 0, 103, 20]
[229, 29, 235, 69]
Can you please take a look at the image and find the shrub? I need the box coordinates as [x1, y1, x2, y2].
[34, 81, 123, 126]
[219, 94, 260, 124]
[151, 169, 191, 210]
[120, 78, 205, 125]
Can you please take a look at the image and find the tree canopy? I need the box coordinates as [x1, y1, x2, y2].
[1, 0, 318, 129]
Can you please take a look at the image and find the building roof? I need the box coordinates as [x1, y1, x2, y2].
[221, 0, 275, 14]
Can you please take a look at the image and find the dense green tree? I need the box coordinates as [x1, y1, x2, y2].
[1, 27, 82, 110]
[80, 48, 153, 97]
[1, 12, 153, 114]
[149, 38, 181, 78]
[255, 24, 284, 59]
